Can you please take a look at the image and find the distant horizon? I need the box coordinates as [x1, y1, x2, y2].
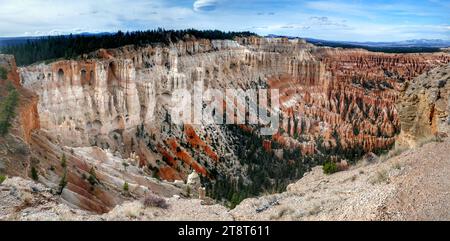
[0, 0, 449, 42]
[1, 30, 449, 44]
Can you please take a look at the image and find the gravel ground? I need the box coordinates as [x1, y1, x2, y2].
[377, 139, 450, 220]
[232, 138, 450, 221]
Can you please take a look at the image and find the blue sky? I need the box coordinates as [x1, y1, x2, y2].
[0, 0, 449, 41]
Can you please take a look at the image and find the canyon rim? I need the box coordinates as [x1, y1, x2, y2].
[1, 0, 450, 225]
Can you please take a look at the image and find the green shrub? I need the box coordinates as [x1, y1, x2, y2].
[0, 174, 6, 184]
[87, 167, 99, 186]
[123, 181, 129, 192]
[87, 174, 97, 186]
[392, 162, 402, 170]
[229, 193, 245, 209]
[186, 185, 191, 197]
[323, 162, 338, 175]
[142, 193, 169, 209]
[122, 162, 129, 171]
[0, 66, 7, 80]
[370, 170, 389, 185]
[31, 166, 39, 181]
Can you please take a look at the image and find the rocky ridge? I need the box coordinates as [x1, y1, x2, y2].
[397, 63, 450, 146]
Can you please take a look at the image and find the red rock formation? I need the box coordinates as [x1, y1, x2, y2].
[18, 96, 40, 143]
[0, 54, 40, 143]
[269, 48, 450, 154]
[184, 124, 219, 162]
[18, 39, 450, 170]
[166, 137, 207, 176]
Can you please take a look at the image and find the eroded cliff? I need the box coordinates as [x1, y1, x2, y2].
[0, 54, 40, 178]
[397, 63, 450, 146]
[14, 37, 450, 211]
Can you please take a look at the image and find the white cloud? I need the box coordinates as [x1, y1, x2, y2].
[193, 0, 218, 12]
[0, 0, 194, 37]
[308, 16, 349, 28]
[0, 0, 448, 41]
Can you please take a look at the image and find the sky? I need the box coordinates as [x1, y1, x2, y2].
[0, 0, 449, 41]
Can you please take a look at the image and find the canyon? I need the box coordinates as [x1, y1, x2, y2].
[1, 36, 450, 218]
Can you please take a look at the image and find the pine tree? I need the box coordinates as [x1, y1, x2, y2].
[31, 166, 39, 181]
[0, 66, 7, 80]
[57, 170, 68, 195]
[230, 193, 240, 208]
[60, 154, 67, 168]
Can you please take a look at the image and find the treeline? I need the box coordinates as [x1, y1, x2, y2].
[0, 29, 256, 66]
[0, 83, 19, 136]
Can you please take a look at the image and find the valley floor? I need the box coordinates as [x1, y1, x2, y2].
[1, 137, 449, 221]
